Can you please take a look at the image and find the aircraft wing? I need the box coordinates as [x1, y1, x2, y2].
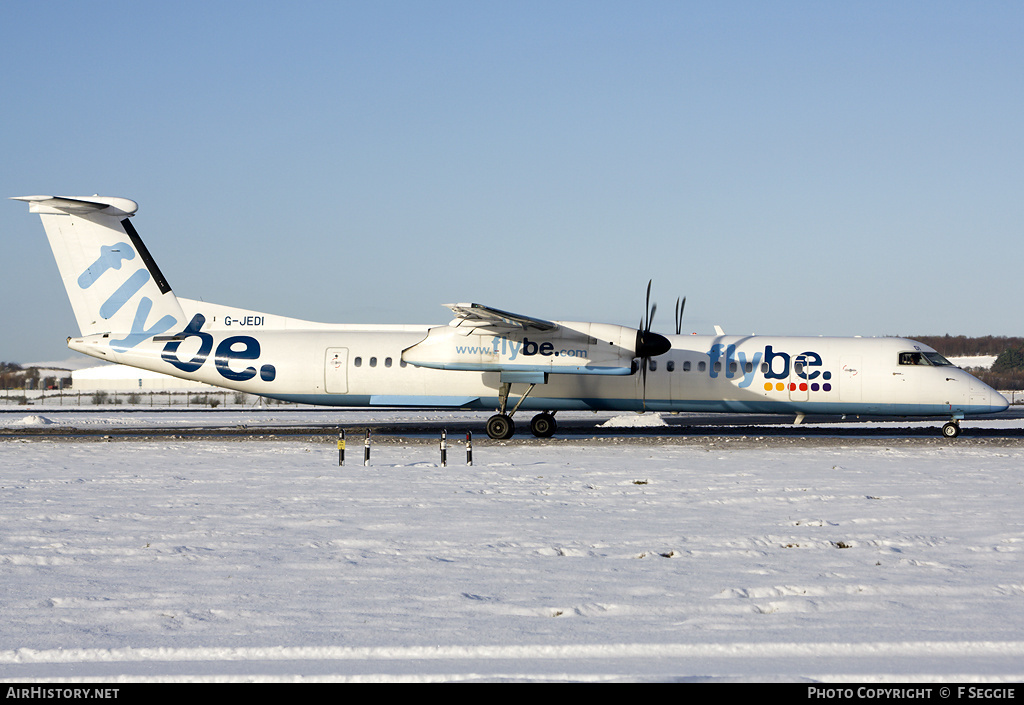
[444, 303, 558, 332]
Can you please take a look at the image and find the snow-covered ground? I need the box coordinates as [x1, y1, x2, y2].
[1, 411, 1023, 682]
[948, 355, 997, 370]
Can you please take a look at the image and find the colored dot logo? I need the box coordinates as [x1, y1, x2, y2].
[764, 376, 832, 393]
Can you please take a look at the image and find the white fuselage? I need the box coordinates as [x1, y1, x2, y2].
[69, 320, 1008, 419]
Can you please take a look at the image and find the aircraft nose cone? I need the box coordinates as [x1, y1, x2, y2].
[993, 389, 1010, 413]
[636, 330, 672, 358]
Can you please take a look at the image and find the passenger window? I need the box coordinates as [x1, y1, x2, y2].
[354, 357, 362, 367]
[745, 362, 753, 373]
[649, 360, 657, 372]
[698, 361, 706, 372]
[666, 360, 675, 372]
[683, 360, 691, 372]
[385, 357, 393, 368]
[369, 357, 377, 367]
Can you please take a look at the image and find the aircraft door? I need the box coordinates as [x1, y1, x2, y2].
[839, 356, 862, 403]
[325, 348, 349, 393]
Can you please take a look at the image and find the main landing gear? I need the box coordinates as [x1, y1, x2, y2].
[485, 382, 557, 439]
[942, 420, 961, 438]
[486, 412, 557, 440]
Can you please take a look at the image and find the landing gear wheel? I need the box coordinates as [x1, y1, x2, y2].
[530, 412, 557, 438]
[486, 414, 515, 440]
[942, 421, 961, 439]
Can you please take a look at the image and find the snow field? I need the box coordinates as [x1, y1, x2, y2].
[0, 438, 1022, 681]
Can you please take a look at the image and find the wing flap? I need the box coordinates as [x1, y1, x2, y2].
[445, 303, 558, 332]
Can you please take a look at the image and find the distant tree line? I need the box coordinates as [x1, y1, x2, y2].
[906, 336, 1024, 390]
[906, 335, 1024, 358]
[1, 362, 72, 391]
[0, 362, 30, 389]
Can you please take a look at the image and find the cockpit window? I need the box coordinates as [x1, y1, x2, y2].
[898, 351, 954, 367]
[923, 352, 953, 366]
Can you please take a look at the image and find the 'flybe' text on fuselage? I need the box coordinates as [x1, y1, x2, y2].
[161, 314, 277, 383]
[454, 337, 589, 360]
[707, 343, 833, 391]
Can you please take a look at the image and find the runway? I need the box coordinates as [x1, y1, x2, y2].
[3, 406, 1024, 445]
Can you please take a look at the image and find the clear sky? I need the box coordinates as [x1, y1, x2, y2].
[3, 1, 1022, 364]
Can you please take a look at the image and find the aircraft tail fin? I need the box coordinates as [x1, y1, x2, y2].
[12, 195, 185, 350]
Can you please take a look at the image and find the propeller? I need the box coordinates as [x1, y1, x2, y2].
[635, 280, 672, 408]
[674, 296, 686, 335]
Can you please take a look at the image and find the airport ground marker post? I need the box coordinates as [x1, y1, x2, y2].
[466, 432, 473, 466]
[364, 430, 371, 466]
[441, 429, 448, 467]
[337, 429, 345, 466]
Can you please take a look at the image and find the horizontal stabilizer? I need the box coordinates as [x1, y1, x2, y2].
[11, 195, 139, 217]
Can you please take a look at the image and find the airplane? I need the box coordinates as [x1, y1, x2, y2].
[13, 194, 1009, 440]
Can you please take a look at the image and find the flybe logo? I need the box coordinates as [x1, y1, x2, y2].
[77, 241, 177, 351]
[161, 314, 277, 383]
[76, 240, 277, 384]
[452, 337, 588, 361]
[708, 344, 833, 392]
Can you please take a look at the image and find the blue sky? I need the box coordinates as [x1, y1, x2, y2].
[3, 1, 1022, 364]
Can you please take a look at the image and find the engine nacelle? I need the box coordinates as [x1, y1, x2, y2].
[402, 321, 650, 376]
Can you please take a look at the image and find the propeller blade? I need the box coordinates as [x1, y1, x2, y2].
[637, 280, 668, 410]
[641, 359, 648, 411]
[674, 296, 686, 335]
[644, 280, 652, 333]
